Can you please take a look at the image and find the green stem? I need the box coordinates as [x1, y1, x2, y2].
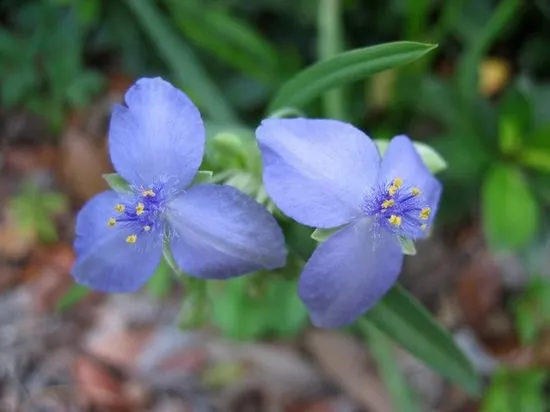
[317, 0, 347, 120]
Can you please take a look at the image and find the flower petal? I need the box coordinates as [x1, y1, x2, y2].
[256, 118, 380, 228]
[72, 191, 163, 292]
[167, 184, 287, 279]
[298, 218, 403, 328]
[379, 135, 442, 213]
[109, 77, 205, 189]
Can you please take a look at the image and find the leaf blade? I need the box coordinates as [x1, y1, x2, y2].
[268, 41, 437, 113]
[123, 0, 237, 123]
[482, 164, 539, 250]
[362, 284, 481, 396]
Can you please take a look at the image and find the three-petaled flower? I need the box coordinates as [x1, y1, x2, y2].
[256, 118, 442, 328]
[72, 77, 287, 292]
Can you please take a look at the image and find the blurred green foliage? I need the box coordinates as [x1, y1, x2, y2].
[482, 368, 548, 412]
[9, 179, 68, 243]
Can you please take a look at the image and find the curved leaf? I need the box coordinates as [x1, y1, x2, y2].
[482, 164, 539, 250]
[361, 284, 481, 396]
[268, 41, 437, 113]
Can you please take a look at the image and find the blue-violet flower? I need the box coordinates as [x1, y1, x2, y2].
[72, 77, 287, 292]
[256, 118, 442, 328]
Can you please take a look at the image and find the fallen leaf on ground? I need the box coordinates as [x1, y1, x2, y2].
[305, 329, 392, 412]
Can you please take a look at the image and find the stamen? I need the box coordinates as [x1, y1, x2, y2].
[126, 234, 137, 244]
[381, 199, 395, 209]
[392, 177, 403, 188]
[107, 218, 116, 227]
[115, 204, 125, 213]
[420, 207, 431, 220]
[388, 215, 402, 227]
[143, 225, 151, 232]
[136, 202, 145, 216]
[142, 189, 156, 197]
[411, 187, 421, 196]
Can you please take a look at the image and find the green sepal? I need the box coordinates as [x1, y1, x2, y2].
[399, 236, 417, 255]
[191, 170, 214, 185]
[311, 226, 342, 242]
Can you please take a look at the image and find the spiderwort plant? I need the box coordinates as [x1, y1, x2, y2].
[72, 77, 287, 292]
[256, 118, 442, 328]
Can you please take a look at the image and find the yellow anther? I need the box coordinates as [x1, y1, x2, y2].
[142, 189, 156, 197]
[388, 185, 398, 196]
[143, 225, 151, 232]
[136, 202, 145, 216]
[420, 207, 431, 220]
[392, 177, 403, 188]
[411, 187, 421, 196]
[381, 199, 395, 209]
[107, 218, 116, 227]
[421, 224, 427, 231]
[126, 234, 137, 244]
[388, 215, 402, 227]
[115, 204, 125, 213]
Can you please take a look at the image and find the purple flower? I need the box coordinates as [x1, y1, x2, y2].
[72, 77, 286, 293]
[256, 118, 442, 328]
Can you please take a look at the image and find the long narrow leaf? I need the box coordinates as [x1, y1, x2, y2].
[165, 0, 279, 85]
[268, 41, 437, 113]
[456, 0, 520, 108]
[123, 0, 237, 122]
[363, 284, 481, 396]
[360, 321, 420, 412]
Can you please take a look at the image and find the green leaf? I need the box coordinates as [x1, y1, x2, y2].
[179, 279, 211, 330]
[499, 86, 532, 155]
[209, 274, 308, 340]
[205, 122, 255, 141]
[209, 277, 265, 340]
[513, 277, 550, 345]
[268, 41, 437, 113]
[520, 125, 550, 172]
[191, 170, 213, 185]
[399, 237, 417, 256]
[146, 257, 174, 300]
[165, 0, 279, 85]
[482, 164, 539, 251]
[363, 284, 481, 396]
[102, 173, 132, 193]
[375, 139, 447, 174]
[360, 321, 420, 412]
[123, 0, 237, 123]
[519, 148, 550, 173]
[482, 369, 548, 412]
[56, 283, 90, 312]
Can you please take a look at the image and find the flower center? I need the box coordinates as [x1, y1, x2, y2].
[106, 183, 167, 244]
[363, 177, 431, 239]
